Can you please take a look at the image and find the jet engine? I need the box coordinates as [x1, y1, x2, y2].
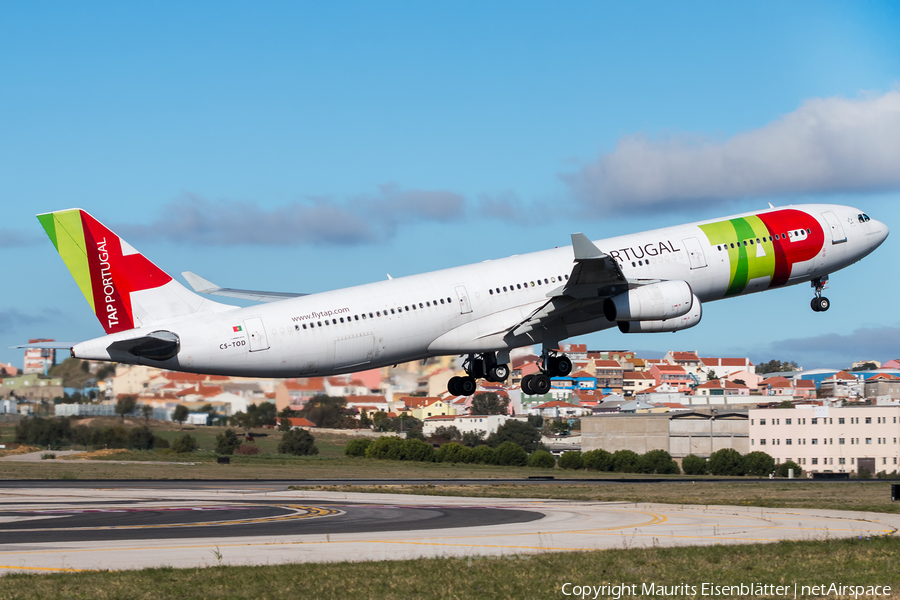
[617, 295, 702, 333]
[603, 280, 693, 321]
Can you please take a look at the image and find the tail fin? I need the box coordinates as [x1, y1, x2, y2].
[38, 209, 234, 334]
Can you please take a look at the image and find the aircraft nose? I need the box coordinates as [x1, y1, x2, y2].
[870, 219, 889, 249]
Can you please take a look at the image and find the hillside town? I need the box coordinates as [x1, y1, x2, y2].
[2, 342, 900, 476]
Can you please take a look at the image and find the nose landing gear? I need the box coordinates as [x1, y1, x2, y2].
[811, 276, 830, 312]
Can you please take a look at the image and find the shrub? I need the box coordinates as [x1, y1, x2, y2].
[127, 426, 155, 451]
[235, 443, 261, 455]
[742, 451, 776, 477]
[495, 441, 528, 466]
[172, 434, 198, 453]
[681, 454, 708, 475]
[215, 429, 241, 455]
[436, 442, 474, 464]
[776, 460, 801, 478]
[637, 449, 680, 475]
[707, 448, 744, 476]
[41, 453, 56, 460]
[527, 449, 556, 469]
[365, 436, 405, 460]
[856, 467, 872, 479]
[582, 449, 613, 472]
[278, 428, 319, 456]
[612, 449, 640, 473]
[153, 435, 170, 449]
[469, 445, 497, 465]
[558, 450, 584, 470]
[344, 438, 373, 457]
[402, 438, 435, 462]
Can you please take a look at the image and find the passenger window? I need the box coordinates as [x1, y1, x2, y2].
[749, 239, 754, 245]
[730, 243, 735, 248]
[447, 297, 451, 303]
[440, 299, 444, 304]
[632, 262, 636, 267]
[544, 278, 549, 284]
[390, 309, 395, 314]
[302, 324, 307, 329]
[551, 277, 556, 283]
[419, 303, 424, 308]
[503, 286, 507, 292]
[317, 321, 322, 327]
[489, 289, 493, 295]
[405, 306, 409, 311]
[517, 284, 522, 289]
[332, 319, 337, 324]
[354, 315, 359, 320]
[362, 314, 367, 319]
[376, 311, 381, 317]
[339, 317, 344, 323]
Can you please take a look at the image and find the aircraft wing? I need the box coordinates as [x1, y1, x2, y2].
[181, 272, 307, 303]
[508, 233, 654, 338]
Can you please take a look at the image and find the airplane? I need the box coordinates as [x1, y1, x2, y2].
[21, 204, 888, 397]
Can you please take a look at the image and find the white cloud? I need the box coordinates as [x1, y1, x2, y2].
[562, 90, 900, 214]
[121, 184, 466, 246]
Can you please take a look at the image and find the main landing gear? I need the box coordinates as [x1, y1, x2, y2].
[447, 352, 511, 396]
[521, 350, 573, 396]
[810, 276, 830, 312]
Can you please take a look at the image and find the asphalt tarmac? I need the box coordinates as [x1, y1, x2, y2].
[0, 482, 897, 573]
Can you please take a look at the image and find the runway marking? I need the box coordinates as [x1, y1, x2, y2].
[0, 504, 341, 533]
[0, 565, 91, 573]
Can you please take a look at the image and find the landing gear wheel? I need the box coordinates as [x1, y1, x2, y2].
[458, 376, 477, 396]
[551, 356, 573, 377]
[487, 364, 510, 382]
[447, 376, 463, 396]
[521, 374, 536, 395]
[531, 373, 551, 395]
[813, 296, 830, 312]
[811, 298, 820, 312]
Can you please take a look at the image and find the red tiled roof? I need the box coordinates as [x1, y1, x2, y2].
[594, 359, 622, 368]
[175, 385, 223, 397]
[534, 400, 580, 409]
[671, 352, 700, 361]
[794, 380, 815, 388]
[766, 377, 792, 387]
[278, 417, 316, 428]
[284, 378, 326, 391]
[623, 371, 653, 380]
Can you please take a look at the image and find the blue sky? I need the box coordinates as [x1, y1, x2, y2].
[1, 2, 899, 371]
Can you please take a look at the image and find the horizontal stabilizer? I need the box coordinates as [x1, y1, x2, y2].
[182, 272, 306, 303]
[11, 341, 75, 350]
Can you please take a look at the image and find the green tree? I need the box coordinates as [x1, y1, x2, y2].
[469, 392, 509, 416]
[487, 419, 542, 452]
[299, 395, 349, 428]
[215, 429, 241, 455]
[115, 395, 138, 421]
[172, 404, 190, 426]
[429, 426, 461, 444]
[612, 449, 640, 473]
[527, 449, 556, 468]
[141, 404, 153, 424]
[460, 430, 486, 447]
[172, 434, 198, 453]
[756, 360, 799, 375]
[344, 438, 373, 457]
[548, 419, 571, 435]
[682, 454, 708, 475]
[583, 449, 614, 471]
[558, 450, 584, 470]
[469, 445, 498, 465]
[708, 448, 744, 476]
[495, 441, 528, 466]
[436, 442, 473, 463]
[278, 428, 319, 456]
[742, 451, 776, 476]
[127, 426, 155, 450]
[366, 436, 405, 460]
[637, 449, 680, 474]
[775, 460, 801, 478]
[401, 438, 435, 462]
[706, 369, 718, 381]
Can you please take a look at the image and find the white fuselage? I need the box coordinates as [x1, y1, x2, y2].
[72, 204, 889, 377]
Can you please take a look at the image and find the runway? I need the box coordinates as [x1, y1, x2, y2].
[0, 483, 897, 573]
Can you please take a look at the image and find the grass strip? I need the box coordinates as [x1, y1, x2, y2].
[1, 537, 898, 599]
[296, 481, 900, 514]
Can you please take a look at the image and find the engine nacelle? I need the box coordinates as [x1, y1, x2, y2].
[617, 295, 702, 333]
[603, 280, 693, 321]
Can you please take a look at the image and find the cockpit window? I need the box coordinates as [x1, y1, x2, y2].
[858, 213, 871, 223]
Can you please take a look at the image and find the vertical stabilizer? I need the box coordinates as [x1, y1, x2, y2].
[38, 209, 234, 333]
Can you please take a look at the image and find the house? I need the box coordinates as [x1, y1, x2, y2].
[724, 370, 763, 391]
[762, 376, 794, 397]
[701, 357, 756, 378]
[693, 379, 750, 397]
[883, 359, 900, 370]
[864, 374, 900, 400]
[817, 371, 863, 398]
[277, 417, 317, 429]
[622, 371, 655, 397]
[422, 414, 514, 437]
[664, 351, 704, 379]
[551, 371, 598, 391]
[410, 398, 457, 420]
[529, 400, 592, 418]
[275, 378, 325, 411]
[648, 364, 692, 392]
[593, 360, 624, 392]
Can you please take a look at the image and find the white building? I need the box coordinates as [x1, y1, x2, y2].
[422, 414, 515, 437]
[748, 406, 900, 474]
[0, 399, 17, 414]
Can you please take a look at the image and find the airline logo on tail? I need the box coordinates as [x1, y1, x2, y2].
[38, 209, 172, 334]
[699, 209, 825, 297]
